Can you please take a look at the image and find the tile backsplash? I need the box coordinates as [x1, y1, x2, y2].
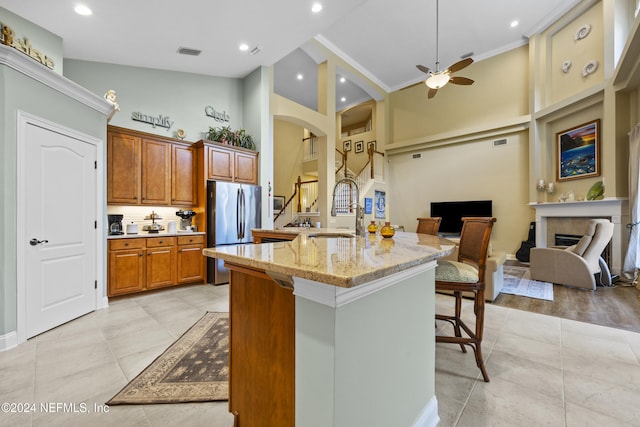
[107, 205, 196, 234]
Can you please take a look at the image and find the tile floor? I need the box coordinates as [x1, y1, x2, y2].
[1, 285, 639, 426]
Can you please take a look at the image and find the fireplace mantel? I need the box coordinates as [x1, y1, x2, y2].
[530, 198, 629, 275]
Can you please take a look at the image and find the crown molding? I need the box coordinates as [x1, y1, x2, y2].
[0, 44, 113, 116]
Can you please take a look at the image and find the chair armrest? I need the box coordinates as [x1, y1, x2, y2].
[530, 247, 596, 290]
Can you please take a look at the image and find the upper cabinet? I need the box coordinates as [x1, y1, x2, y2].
[195, 140, 258, 185]
[107, 126, 195, 207]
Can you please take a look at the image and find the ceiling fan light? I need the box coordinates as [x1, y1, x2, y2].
[425, 73, 450, 89]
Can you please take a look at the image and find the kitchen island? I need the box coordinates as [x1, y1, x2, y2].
[203, 231, 455, 427]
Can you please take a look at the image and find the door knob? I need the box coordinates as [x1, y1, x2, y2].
[29, 238, 48, 246]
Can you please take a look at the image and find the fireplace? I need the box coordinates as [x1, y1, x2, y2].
[531, 198, 628, 276]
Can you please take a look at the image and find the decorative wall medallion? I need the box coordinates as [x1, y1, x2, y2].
[574, 24, 591, 40]
[562, 60, 572, 74]
[581, 60, 598, 77]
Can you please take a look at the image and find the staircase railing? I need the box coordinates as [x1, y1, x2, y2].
[274, 176, 319, 221]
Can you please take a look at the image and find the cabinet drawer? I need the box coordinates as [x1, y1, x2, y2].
[109, 238, 146, 251]
[178, 235, 205, 245]
[146, 236, 176, 248]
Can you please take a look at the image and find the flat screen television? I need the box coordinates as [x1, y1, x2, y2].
[430, 200, 492, 235]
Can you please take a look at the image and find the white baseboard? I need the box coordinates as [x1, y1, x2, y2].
[0, 331, 18, 352]
[412, 396, 439, 427]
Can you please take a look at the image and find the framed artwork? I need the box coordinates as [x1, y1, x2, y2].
[374, 190, 386, 219]
[273, 195, 285, 213]
[355, 141, 364, 153]
[367, 140, 377, 152]
[343, 140, 351, 152]
[364, 197, 372, 214]
[556, 119, 600, 181]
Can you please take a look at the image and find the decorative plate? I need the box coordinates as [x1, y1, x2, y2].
[582, 60, 598, 77]
[575, 24, 591, 40]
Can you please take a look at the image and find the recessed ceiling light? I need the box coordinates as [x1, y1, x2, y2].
[74, 4, 92, 16]
[510, 20, 519, 28]
[341, 97, 346, 102]
[311, 3, 323, 13]
[339, 77, 346, 83]
[239, 43, 249, 52]
[297, 73, 304, 80]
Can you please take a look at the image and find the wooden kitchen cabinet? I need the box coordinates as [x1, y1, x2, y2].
[177, 235, 205, 284]
[172, 144, 196, 206]
[107, 126, 196, 207]
[108, 235, 204, 297]
[146, 237, 177, 289]
[108, 239, 146, 296]
[107, 131, 141, 204]
[141, 139, 171, 205]
[196, 139, 258, 185]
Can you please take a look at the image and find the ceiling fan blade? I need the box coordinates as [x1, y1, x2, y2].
[427, 88, 438, 99]
[449, 76, 474, 85]
[446, 57, 473, 73]
[416, 64, 431, 74]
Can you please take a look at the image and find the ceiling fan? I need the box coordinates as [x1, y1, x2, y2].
[415, 0, 474, 99]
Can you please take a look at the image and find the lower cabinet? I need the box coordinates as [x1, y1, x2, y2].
[108, 234, 205, 297]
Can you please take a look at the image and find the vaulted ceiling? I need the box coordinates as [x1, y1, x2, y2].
[0, 0, 581, 111]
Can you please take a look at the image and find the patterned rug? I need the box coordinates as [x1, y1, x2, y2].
[107, 312, 229, 405]
[502, 265, 554, 301]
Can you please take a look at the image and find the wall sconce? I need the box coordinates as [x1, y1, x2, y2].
[547, 182, 555, 194]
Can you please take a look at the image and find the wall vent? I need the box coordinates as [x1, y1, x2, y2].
[412, 153, 422, 159]
[177, 47, 202, 56]
[493, 139, 507, 147]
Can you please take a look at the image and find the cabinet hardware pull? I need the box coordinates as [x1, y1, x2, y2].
[125, 243, 129, 246]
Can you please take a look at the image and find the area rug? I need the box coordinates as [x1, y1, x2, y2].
[107, 312, 228, 405]
[502, 265, 554, 301]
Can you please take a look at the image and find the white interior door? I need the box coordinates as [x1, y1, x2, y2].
[24, 121, 97, 338]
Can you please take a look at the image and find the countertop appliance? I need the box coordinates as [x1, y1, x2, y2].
[108, 214, 124, 235]
[176, 209, 197, 231]
[207, 180, 261, 285]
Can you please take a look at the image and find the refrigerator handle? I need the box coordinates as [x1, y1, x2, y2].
[240, 188, 246, 239]
[236, 188, 242, 239]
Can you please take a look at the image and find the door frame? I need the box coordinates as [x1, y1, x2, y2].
[16, 110, 106, 345]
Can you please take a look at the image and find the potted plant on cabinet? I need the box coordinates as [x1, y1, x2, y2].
[206, 126, 255, 150]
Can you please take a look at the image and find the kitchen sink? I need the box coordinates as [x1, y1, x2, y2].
[308, 233, 354, 239]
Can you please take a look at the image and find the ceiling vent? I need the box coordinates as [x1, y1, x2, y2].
[177, 47, 202, 56]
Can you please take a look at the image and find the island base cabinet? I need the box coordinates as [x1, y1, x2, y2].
[228, 264, 295, 427]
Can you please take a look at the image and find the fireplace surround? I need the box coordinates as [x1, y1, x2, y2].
[530, 198, 628, 276]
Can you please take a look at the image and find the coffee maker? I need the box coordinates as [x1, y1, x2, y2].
[176, 209, 196, 231]
[108, 214, 124, 235]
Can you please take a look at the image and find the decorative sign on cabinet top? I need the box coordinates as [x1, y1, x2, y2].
[0, 22, 55, 69]
[205, 106, 230, 122]
[131, 112, 174, 129]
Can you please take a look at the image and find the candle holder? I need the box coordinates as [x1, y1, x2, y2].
[536, 179, 546, 192]
[380, 222, 395, 238]
[367, 220, 378, 234]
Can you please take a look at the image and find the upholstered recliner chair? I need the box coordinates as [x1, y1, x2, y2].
[529, 219, 614, 290]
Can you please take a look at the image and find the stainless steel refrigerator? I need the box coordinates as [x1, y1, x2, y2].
[207, 180, 262, 285]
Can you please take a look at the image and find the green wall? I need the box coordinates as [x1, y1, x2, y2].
[0, 64, 107, 337]
[63, 59, 246, 143]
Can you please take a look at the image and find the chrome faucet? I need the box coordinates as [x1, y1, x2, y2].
[330, 177, 365, 237]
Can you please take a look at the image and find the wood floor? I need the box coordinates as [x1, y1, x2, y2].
[492, 261, 640, 333]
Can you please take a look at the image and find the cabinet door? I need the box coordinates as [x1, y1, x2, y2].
[208, 146, 234, 181]
[172, 144, 196, 206]
[234, 151, 258, 184]
[141, 139, 171, 205]
[146, 246, 177, 289]
[108, 249, 145, 296]
[107, 132, 141, 204]
[177, 244, 205, 284]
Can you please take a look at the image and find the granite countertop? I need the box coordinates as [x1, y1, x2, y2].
[203, 231, 455, 288]
[107, 231, 205, 239]
[251, 227, 354, 236]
